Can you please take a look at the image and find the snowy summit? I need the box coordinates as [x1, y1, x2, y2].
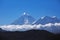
[11, 12, 35, 25]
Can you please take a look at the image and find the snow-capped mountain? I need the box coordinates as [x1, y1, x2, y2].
[11, 12, 35, 25]
[33, 16, 60, 25]
[0, 13, 60, 34]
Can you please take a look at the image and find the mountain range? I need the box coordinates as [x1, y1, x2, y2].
[0, 12, 60, 40]
[33, 16, 60, 24]
[11, 12, 60, 25]
[0, 12, 60, 34]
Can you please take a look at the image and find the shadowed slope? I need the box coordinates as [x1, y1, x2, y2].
[0, 30, 55, 40]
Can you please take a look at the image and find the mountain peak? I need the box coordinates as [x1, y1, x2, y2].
[41, 16, 45, 19]
[44, 16, 51, 18]
[41, 16, 51, 19]
[41, 16, 57, 19]
[11, 12, 35, 25]
[23, 12, 29, 16]
[52, 16, 57, 18]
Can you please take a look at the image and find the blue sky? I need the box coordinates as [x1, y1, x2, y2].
[0, 0, 60, 25]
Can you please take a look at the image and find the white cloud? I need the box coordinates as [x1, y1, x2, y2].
[54, 23, 60, 26]
[0, 23, 60, 32]
[43, 23, 53, 27]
